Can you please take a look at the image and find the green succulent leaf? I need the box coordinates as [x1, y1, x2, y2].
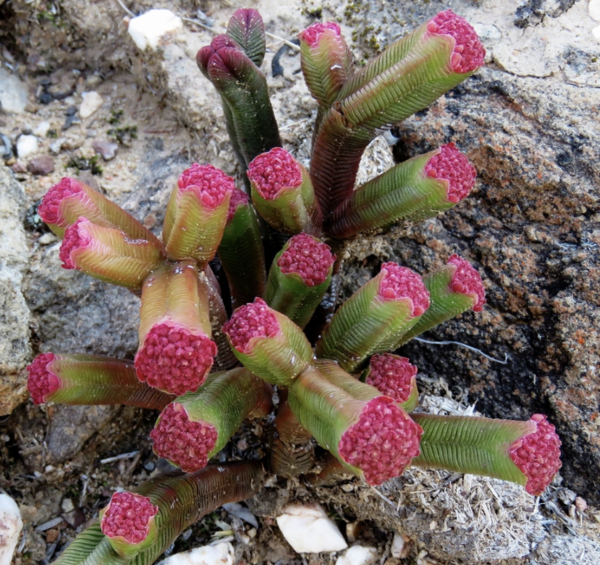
[226, 8, 267, 67]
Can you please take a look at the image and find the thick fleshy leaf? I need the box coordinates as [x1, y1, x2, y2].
[226, 8, 266, 66]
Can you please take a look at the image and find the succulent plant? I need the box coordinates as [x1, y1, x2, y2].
[27, 8, 561, 564]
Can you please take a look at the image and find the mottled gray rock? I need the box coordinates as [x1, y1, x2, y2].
[27, 155, 54, 175]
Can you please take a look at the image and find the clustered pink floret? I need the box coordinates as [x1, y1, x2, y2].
[227, 188, 249, 222]
[300, 21, 342, 47]
[177, 164, 235, 209]
[447, 254, 486, 312]
[38, 177, 83, 225]
[338, 397, 422, 485]
[150, 403, 218, 473]
[425, 143, 476, 203]
[366, 354, 417, 404]
[509, 414, 562, 496]
[59, 218, 92, 269]
[247, 148, 303, 200]
[378, 262, 430, 316]
[427, 10, 485, 74]
[277, 233, 335, 286]
[223, 298, 280, 353]
[26, 353, 60, 405]
[101, 492, 158, 544]
[134, 323, 217, 396]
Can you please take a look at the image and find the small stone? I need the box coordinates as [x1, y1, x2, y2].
[1, 134, 13, 160]
[0, 68, 29, 114]
[38, 233, 58, 245]
[128, 9, 183, 51]
[16, 134, 38, 158]
[590, 0, 600, 22]
[575, 496, 588, 512]
[593, 26, 600, 42]
[0, 493, 23, 565]
[92, 140, 119, 161]
[34, 121, 51, 137]
[277, 504, 348, 554]
[61, 498, 74, 513]
[49, 139, 65, 154]
[45, 528, 59, 543]
[79, 92, 103, 119]
[11, 162, 27, 174]
[156, 542, 234, 565]
[335, 546, 378, 565]
[391, 534, 411, 559]
[27, 155, 54, 175]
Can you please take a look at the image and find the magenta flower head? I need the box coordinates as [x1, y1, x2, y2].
[26, 353, 173, 409]
[265, 233, 336, 328]
[135, 262, 217, 396]
[100, 491, 158, 557]
[223, 298, 313, 386]
[412, 412, 561, 496]
[316, 262, 430, 371]
[327, 143, 477, 238]
[247, 147, 321, 234]
[299, 21, 353, 108]
[58, 217, 163, 289]
[397, 254, 486, 347]
[363, 353, 419, 412]
[162, 164, 235, 266]
[289, 364, 423, 485]
[38, 177, 161, 246]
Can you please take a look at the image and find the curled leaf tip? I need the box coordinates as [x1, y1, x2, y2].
[101, 492, 158, 544]
[178, 163, 236, 208]
[510, 414, 561, 496]
[27, 353, 59, 405]
[427, 10, 485, 73]
[338, 397, 422, 485]
[425, 143, 476, 203]
[300, 21, 342, 47]
[38, 177, 83, 226]
[278, 233, 335, 287]
[448, 254, 486, 311]
[150, 403, 218, 472]
[378, 263, 430, 316]
[59, 217, 92, 269]
[247, 147, 302, 200]
[367, 354, 417, 404]
[227, 187, 250, 222]
[223, 297, 280, 353]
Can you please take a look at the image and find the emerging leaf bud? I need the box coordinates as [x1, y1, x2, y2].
[163, 164, 234, 265]
[509, 414, 562, 496]
[265, 233, 336, 328]
[248, 148, 322, 234]
[151, 368, 272, 472]
[396, 254, 485, 347]
[226, 8, 266, 66]
[223, 298, 313, 386]
[327, 144, 476, 237]
[26, 353, 174, 409]
[288, 365, 422, 485]
[316, 262, 429, 371]
[59, 217, 163, 289]
[100, 492, 158, 557]
[135, 262, 217, 395]
[363, 354, 419, 412]
[299, 21, 353, 108]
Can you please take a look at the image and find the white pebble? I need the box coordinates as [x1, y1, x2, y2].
[0, 494, 23, 565]
[391, 533, 406, 558]
[156, 542, 234, 565]
[590, 0, 600, 22]
[593, 25, 600, 42]
[16, 135, 38, 158]
[79, 92, 104, 119]
[335, 546, 378, 565]
[276, 503, 348, 554]
[128, 9, 183, 51]
[34, 121, 51, 137]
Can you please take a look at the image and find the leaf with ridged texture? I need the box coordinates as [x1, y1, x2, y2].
[412, 414, 535, 485]
[315, 360, 380, 402]
[218, 202, 266, 309]
[44, 354, 174, 409]
[326, 151, 454, 237]
[226, 8, 266, 67]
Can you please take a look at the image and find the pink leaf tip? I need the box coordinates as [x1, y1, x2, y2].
[178, 164, 235, 209]
[378, 263, 430, 316]
[509, 414, 562, 496]
[247, 147, 302, 200]
[427, 10, 485, 74]
[367, 354, 417, 404]
[299, 21, 342, 47]
[60, 217, 92, 269]
[38, 177, 83, 225]
[227, 187, 249, 222]
[223, 297, 280, 353]
[425, 143, 476, 203]
[197, 34, 240, 73]
[338, 397, 422, 485]
[101, 492, 158, 544]
[447, 254, 486, 311]
[27, 353, 59, 405]
[278, 233, 335, 286]
[134, 323, 217, 396]
[150, 403, 218, 472]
